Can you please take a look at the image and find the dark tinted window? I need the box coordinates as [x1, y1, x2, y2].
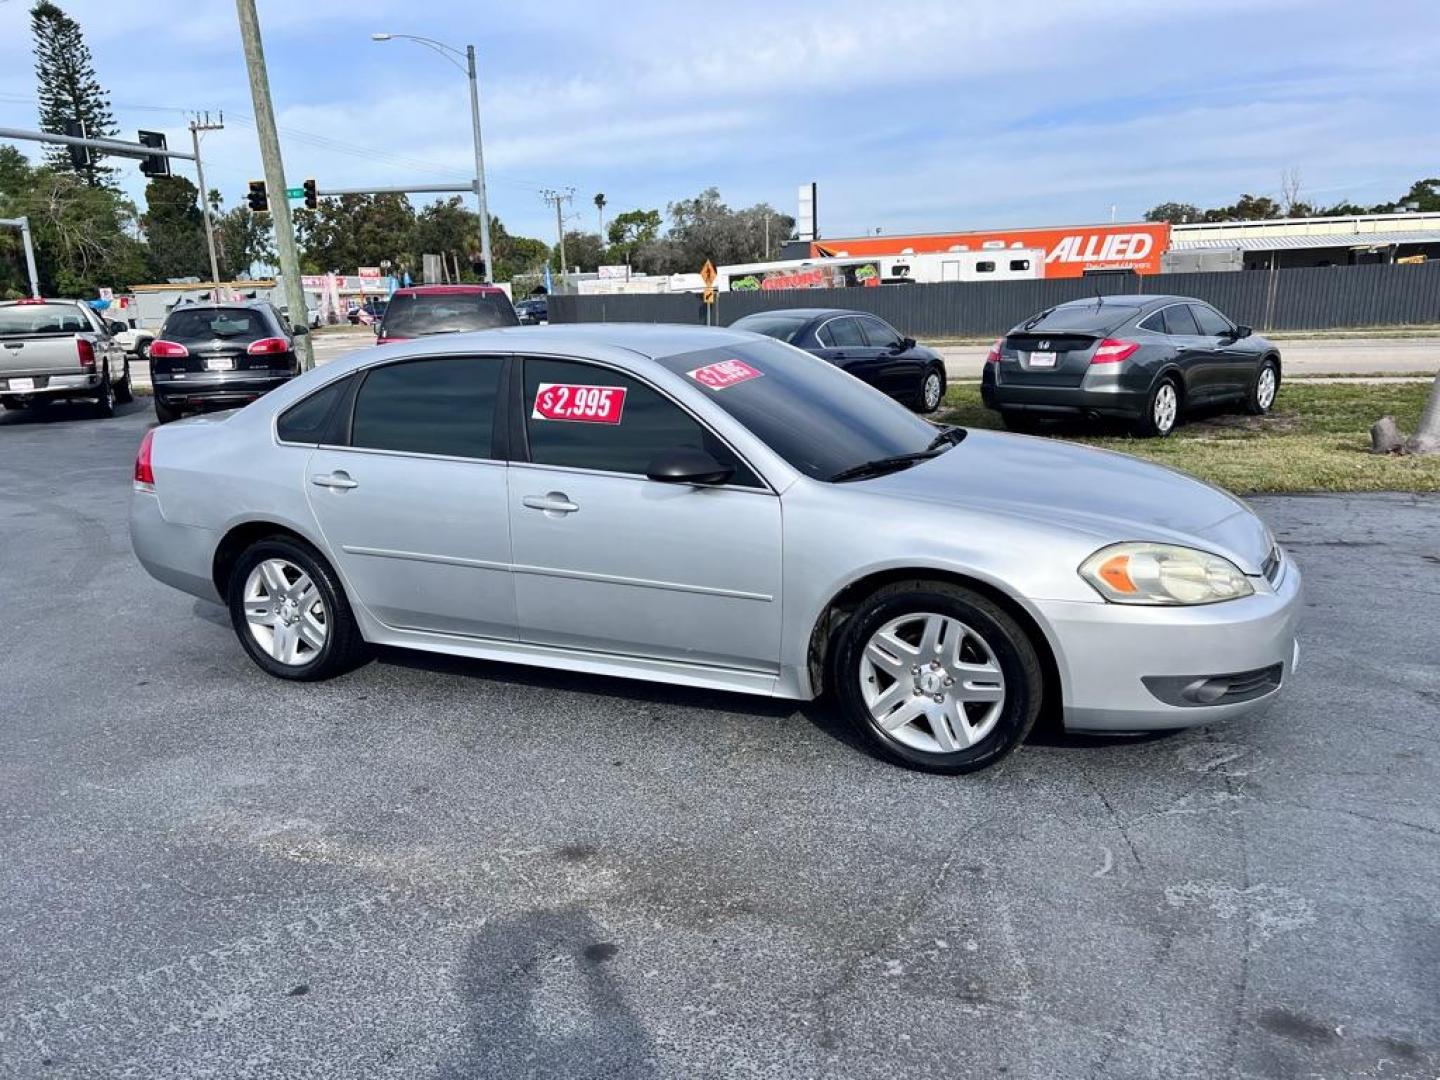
[522, 357, 759, 486]
[163, 307, 270, 341]
[1009, 259, 1031, 271]
[351, 356, 502, 459]
[1016, 302, 1134, 334]
[819, 317, 865, 347]
[730, 313, 809, 343]
[381, 292, 518, 337]
[654, 340, 938, 481]
[0, 302, 92, 335]
[860, 317, 902, 347]
[1162, 304, 1201, 336]
[976, 261, 996, 273]
[277, 375, 353, 444]
[1137, 312, 1166, 333]
[1190, 304, 1233, 336]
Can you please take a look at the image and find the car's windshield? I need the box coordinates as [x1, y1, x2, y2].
[655, 339, 941, 481]
[1017, 301, 1137, 334]
[730, 314, 809, 343]
[382, 293, 518, 336]
[0, 302, 91, 335]
[162, 307, 268, 341]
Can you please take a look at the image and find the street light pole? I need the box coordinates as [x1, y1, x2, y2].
[373, 32, 494, 284]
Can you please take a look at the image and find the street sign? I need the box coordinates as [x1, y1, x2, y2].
[284, 187, 305, 199]
[703, 286, 716, 304]
[98, 287, 113, 302]
[699, 260, 716, 287]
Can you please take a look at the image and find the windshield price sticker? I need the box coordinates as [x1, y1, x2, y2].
[688, 359, 764, 390]
[532, 383, 626, 424]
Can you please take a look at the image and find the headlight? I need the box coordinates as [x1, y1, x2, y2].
[1079, 542, 1254, 605]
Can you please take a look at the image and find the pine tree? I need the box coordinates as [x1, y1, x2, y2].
[30, 1, 117, 187]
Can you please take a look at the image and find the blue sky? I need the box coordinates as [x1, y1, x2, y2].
[0, 0, 1436, 246]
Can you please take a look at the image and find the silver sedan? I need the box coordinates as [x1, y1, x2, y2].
[130, 324, 1301, 773]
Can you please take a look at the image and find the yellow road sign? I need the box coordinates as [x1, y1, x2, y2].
[700, 260, 716, 287]
[703, 286, 716, 304]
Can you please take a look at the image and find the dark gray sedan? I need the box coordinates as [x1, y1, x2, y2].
[980, 295, 1281, 436]
[729, 308, 948, 412]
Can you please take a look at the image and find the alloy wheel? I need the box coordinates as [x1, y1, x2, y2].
[923, 371, 943, 411]
[241, 558, 328, 666]
[859, 612, 1007, 753]
[1153, 382, 1178, 434]
[1256, 366, 1277, 410]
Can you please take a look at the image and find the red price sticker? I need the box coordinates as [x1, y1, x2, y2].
[531, 383, 626, 424]
[687, 358, 764, 390]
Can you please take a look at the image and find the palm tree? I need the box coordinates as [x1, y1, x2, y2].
[594, 193, 607, 244]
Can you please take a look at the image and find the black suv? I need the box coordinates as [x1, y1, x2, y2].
[149, 301, 306, 423]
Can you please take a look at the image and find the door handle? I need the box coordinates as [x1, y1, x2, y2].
[522, 492, 579, 515]
[311, 471, 358, 490]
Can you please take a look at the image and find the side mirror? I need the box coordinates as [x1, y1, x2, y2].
[646, 447, 734, 486]
[1233, 324, 1253, 339]
[291, 323, 309, 336]
[901, 336, 916, 350]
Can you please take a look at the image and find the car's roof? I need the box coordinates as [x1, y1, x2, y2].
[393, 284, 508, 296]
[1054, 294, 1195, 310]
[733, 308, 865, 321]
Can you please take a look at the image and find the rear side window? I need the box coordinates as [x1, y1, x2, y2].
[1162, 305, 1201, 336]
[381, 292, 519, 337]
[277, 375, 353, 444]
[163, 308, 269, 341]
[521, 357, 759, 485]
[1190, 304, 1233, 336]
[350, 356, 503, 459]
[819, 317, 865, 347]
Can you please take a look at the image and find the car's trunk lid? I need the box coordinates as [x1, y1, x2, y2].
[997, 332, 1098, 387]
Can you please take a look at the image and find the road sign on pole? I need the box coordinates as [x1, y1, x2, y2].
[284, 186, 305, 199]
[699, 260, 717, 287]
[703, 286, 715, 304]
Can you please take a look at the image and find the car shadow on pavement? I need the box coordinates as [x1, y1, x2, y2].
[437, 907, 660, 1080]
[0, 399, 148, 426]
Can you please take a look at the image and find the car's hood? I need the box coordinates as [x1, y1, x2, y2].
[866, 429, 1272, 573]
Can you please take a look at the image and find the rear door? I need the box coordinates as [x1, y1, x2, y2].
[302, 354, 516, 639]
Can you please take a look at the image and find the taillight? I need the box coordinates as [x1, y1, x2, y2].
[1092, 339, 1140, 365]
[134, 429, 155, 489]
[985, 338, 1003, 363]
[246, 336, 289, 355]
[77, 339, 96, 368]
[149, 339, 189, 358]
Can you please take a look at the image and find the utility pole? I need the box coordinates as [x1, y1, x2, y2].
[234, 0, 314, 370]
[464, 45, 494, 284]
[189, 112, 225, 293]
[541, 187, 573, 276]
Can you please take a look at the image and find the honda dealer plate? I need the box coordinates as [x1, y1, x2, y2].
[1028, 351, 1057, 368]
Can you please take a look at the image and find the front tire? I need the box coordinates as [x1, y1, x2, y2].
[917, 367, 946, 413]
[1245, 358, 1279, 415]
[227, 536, 368, 681]
[1133, 376, 1180, 437]
[831, 581, 1043, 774]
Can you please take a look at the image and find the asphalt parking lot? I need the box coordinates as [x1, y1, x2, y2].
[1, 402, 1437, 1079]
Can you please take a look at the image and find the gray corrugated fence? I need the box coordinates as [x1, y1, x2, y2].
[548, 261, 1440, 337]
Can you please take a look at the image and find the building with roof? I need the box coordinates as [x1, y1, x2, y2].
[1169, 212, 1440, 270]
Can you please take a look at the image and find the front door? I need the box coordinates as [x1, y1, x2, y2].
[304, 354, 516, 639]
[508, 356, 783, 672]
[1158, 302, 1219, 402]
[858, 315, 922, 399]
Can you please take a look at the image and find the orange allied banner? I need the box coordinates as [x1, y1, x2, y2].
[814, 221, 1171, 278]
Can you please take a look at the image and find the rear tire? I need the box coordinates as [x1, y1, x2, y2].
[227, 536, 369, 681]
[1133, 376, 1180, 437]
[1245, 358, 1279, 415]
[93, 367, 116, 419]
[2, 399, 23, 411]
[831, 580, 1043, 774]
[154, 397, 181, 424]
[114, 359, 134, 404]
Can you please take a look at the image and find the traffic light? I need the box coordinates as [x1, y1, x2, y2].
[137, 130, 170, 178]
[303, 178, 318, 210]
[63, 120, 91, 170]
[246, 179, 268, 214]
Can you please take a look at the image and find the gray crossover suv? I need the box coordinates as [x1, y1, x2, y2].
[132, 324, 1300, 774]
[981, 295, 1281, 436]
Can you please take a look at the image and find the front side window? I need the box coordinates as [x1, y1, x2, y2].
[350, 356, 503, 459]
[1190, 304, 1234, 337]
[522, 357, 758, 485]
[860, 317, 902, 348]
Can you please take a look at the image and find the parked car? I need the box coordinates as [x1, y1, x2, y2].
[981, 295, 1281, 436]
[0, 297, 133, 417]
[376, 284, 518, 342]
[131, 324, 1300, 775]
[147, 300, 305, 424]
[111, 319, 156, 359]
[729, 308, 948, 412]
[515, 296, 549, 325]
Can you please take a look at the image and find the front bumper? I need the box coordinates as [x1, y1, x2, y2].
[1037, 551, 1302, 732]
[153, 372, 293, 410]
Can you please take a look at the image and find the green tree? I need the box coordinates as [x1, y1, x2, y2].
[489, 217, 549, 282]
[295, 193, 417, 276]
[1144, 202, 1201, 224]
[142, 175, 209, 281]
[209, 194, 275, 279]
[413, 197, 480, 277]
[606, 208, 662, 268]
[30, 1, 117, 187]
[551, 230, 606, 273]
[660, 188, 794, 272]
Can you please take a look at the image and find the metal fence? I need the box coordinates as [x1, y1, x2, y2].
[549, 260, 1440, 337]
